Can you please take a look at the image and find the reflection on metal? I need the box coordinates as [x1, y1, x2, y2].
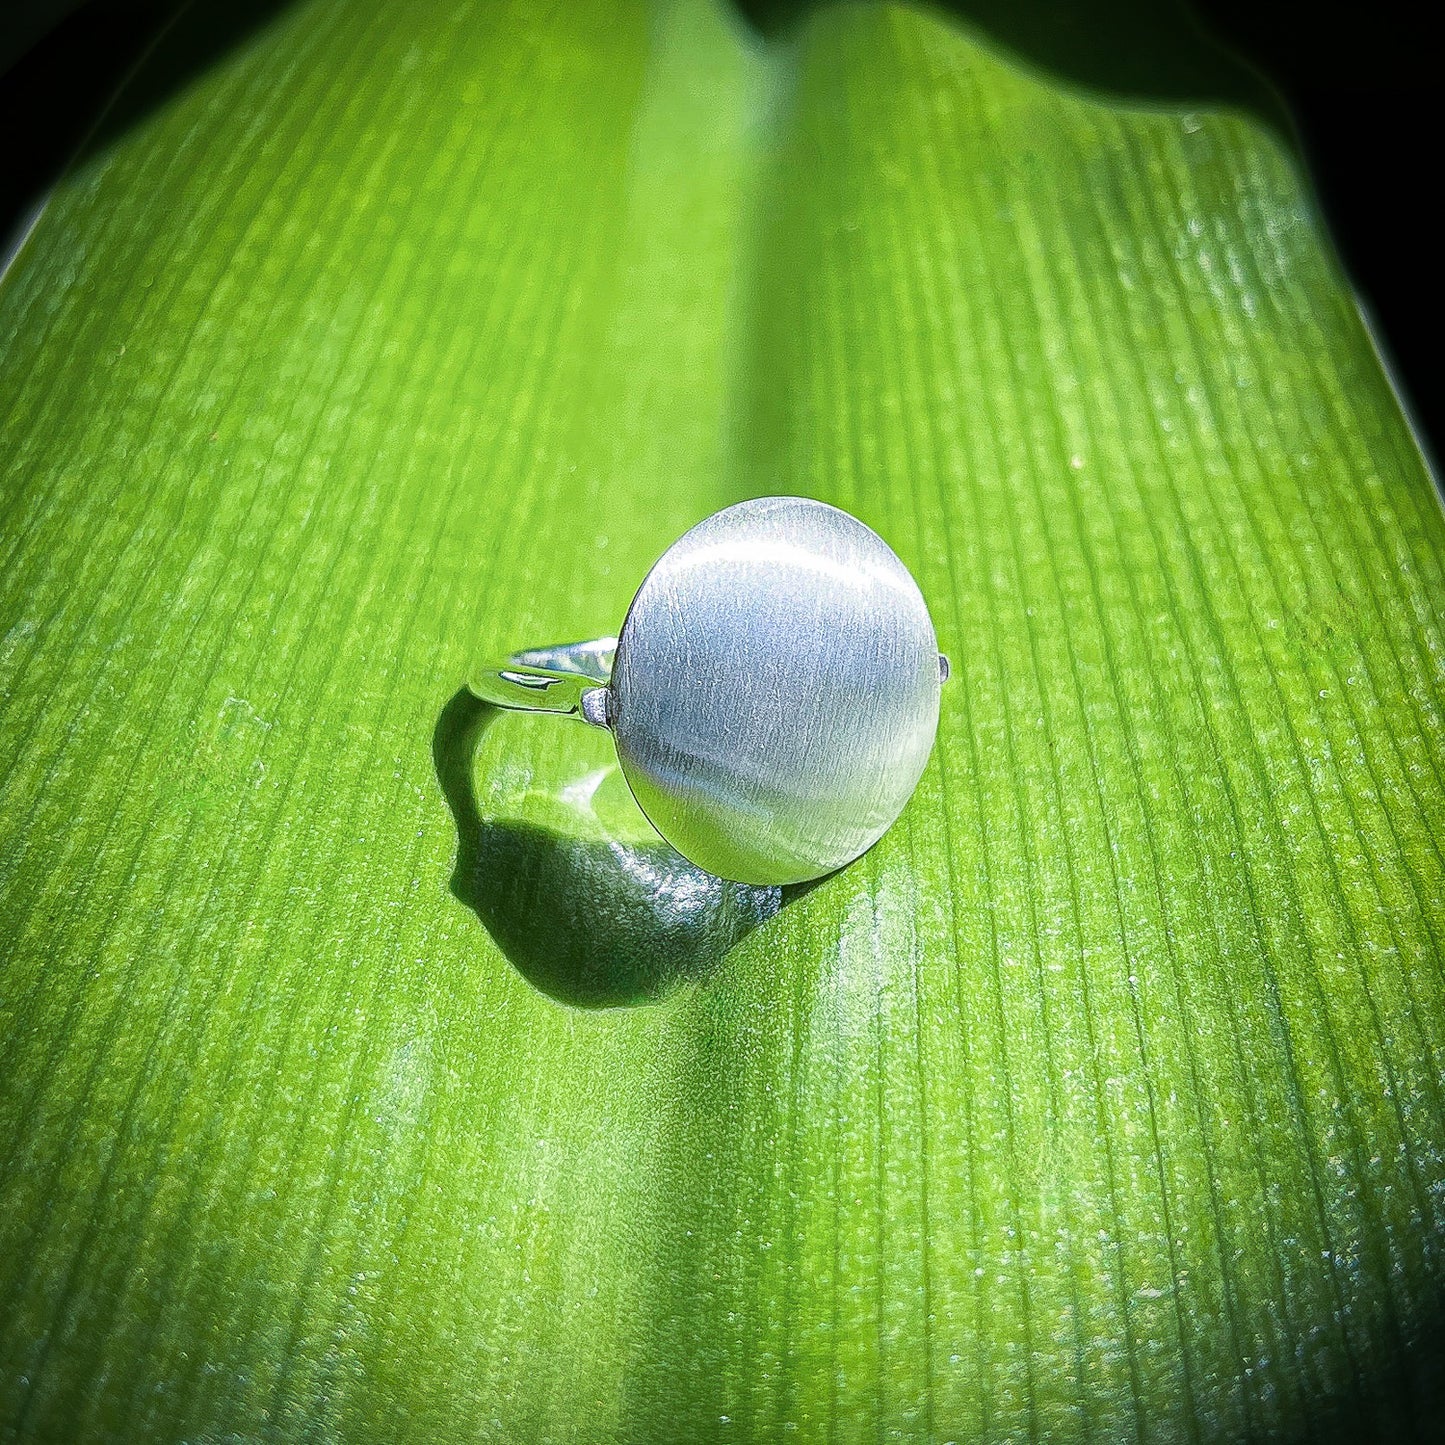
[470, 638, 616, 720]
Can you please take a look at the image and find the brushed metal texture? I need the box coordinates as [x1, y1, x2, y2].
[611, 497, 942, 885]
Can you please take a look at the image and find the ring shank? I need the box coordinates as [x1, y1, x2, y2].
[467, 638, 615, 724]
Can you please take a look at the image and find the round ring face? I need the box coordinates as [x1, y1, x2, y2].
[611, 497, 942, 885]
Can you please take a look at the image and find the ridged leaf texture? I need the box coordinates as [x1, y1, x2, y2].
[2, 0, 1443, 1440]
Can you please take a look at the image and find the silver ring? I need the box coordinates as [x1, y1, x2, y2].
[469, 497, 948, 886]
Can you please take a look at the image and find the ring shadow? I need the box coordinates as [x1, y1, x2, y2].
[432, 687, 801, 1009]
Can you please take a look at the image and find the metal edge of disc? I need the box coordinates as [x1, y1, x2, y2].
[607, 496, 931, 882]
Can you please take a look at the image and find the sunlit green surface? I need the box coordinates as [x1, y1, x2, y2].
[2, 0, 1444, 1439]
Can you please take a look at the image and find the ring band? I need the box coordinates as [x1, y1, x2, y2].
[470, 637, 616, 728]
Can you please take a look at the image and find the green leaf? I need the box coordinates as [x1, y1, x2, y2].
[3, 0, 1443, 1440]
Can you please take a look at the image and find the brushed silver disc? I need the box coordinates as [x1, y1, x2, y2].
[611, 497, 942, 885]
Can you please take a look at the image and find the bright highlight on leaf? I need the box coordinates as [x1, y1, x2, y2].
[2, 0, 1443, 1440]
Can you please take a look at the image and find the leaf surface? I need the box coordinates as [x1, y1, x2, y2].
[2, 0, 1443, 1440]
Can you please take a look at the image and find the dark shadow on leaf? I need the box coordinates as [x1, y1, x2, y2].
[2, 0, 1285, 268]
[731, 0, 1281, 121]
[0, 0, 302, 256]
[432, 687, 786, 1009]
[79, 0, 300, 159]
